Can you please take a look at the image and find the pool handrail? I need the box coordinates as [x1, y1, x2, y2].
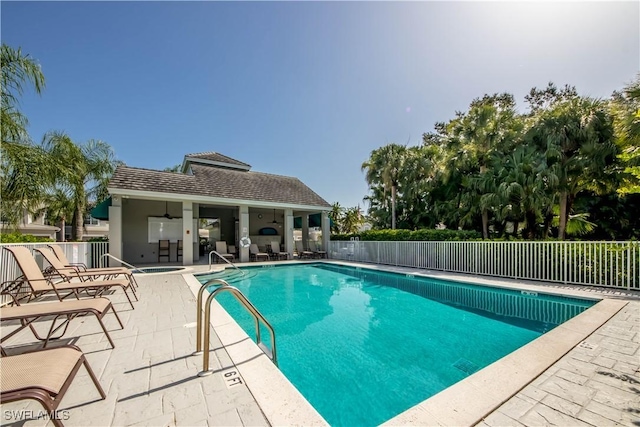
[208, 251, 245, 276]
[99, 253, 144, 272]
[194, 278, 277, 375]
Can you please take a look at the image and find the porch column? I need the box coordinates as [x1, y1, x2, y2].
[108, 195, 122, 266]
[321, 211, 330, 254]
[193, 203, 200, 261]
[284, 208, 294, 257]
[302, 214, 309, 250]
[239, 205, 250, 262]
[182, 201, 193, 265]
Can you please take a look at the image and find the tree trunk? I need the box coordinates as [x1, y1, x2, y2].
[481, 210, 489, 239]
[480, 165, 489, 239]
[512, 220, 519, 238]
[558, 190, 568, 240]
[391, 185, 396, 230]
[58, 219, 66, 242]
[73, 203, 84, 241]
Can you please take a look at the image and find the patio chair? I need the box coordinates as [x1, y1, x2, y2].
[48, 244, 132, 276]
[295, 240, 314, 259]
[270, 241, 289, 260]
[249, 244, 270, 262]
[3, 247, 138, 310]
[214, 241, 235, 262]
[177, 240, 183, 261]
[0, 345, 106, 427]
[1, 278, 124, 352]
[36, 247, 138, 290]
[158, 240, 170, 262]
[309, 241, 327, 259]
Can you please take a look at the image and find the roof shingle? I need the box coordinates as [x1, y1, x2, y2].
[184, 152, 250, 168]
[109, 164, 330, 208]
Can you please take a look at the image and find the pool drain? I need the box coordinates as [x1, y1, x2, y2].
[453, 358, 479, 375]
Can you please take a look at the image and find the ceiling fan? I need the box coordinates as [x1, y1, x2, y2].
[271, 209, 279, 225]
[163, 201, 173, 219]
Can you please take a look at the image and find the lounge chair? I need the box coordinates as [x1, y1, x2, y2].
[270, 241, 289, 260]
[0, 345, 106, 427]
[249, 244, 270, 262]
[36, 247, 138, 289]
[48, 244, 134, 277]
[295, 240, 314, 259]
[309, 241, 327, 259]
[214, 241, 235, 262]
[1, 277, 123, 351]
[3, 246, 137, 310]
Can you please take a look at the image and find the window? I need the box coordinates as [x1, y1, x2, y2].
[84, 215, 100, 226]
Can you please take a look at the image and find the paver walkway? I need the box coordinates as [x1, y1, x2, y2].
[480, 301, 640, 427]
[0, 271, 269, 426]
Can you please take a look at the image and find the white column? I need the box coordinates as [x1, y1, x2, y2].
[193, 203, 199, 261]
[302, 214, 309, 250]
[108, 195, 122, 267]
[239, 205, 250, 262]
[182, 201, 193, 265]
[284, 208, 294, 257]
[321, 211, 330, 254]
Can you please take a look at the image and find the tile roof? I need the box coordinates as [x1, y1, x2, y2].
[184, 152, 251, 168]
[109, 164, 331, 208]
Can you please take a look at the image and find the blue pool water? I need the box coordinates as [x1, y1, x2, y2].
[197, 263, 595, 426]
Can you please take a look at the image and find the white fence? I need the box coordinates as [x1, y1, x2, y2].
[0, 242, 110, 287]
[328, 240, 639, 290]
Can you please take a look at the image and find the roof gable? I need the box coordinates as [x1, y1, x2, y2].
[181, 151, 251, 173]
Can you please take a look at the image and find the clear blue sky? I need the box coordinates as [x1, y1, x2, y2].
[2, 1, 638, 209]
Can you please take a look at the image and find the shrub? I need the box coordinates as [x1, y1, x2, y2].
[331, 229, 481, 241]
[0, 232, 54, 243]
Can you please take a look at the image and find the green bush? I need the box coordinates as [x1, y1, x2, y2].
[0, 232, 54, 243]
[331, 229, 481, 241]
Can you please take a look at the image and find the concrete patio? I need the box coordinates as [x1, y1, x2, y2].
[1, 263, 638, 426]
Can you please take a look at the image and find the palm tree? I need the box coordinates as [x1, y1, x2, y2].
[342, 206, 364, 234]
[447, 93, 522, 238]
[529, 97, 617, 239]
[610, 75, 640, 195]
[1, 44, 48, 228]
[362, 143, 407, 229]
[329, 202, 344, 233]
[43, 132, 117, 240]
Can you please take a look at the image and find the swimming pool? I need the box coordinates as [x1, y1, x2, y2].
[197, 263, 595, 426]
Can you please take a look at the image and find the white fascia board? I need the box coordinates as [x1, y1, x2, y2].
[184, 157, 251, 171]
[107, 187, 331, 212]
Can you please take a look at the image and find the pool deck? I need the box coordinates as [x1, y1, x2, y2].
[1, 260, 638, 426]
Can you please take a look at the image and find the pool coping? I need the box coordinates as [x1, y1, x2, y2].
[185, 260, 632, 427]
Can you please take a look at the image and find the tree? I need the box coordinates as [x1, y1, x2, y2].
[610, 75, 640, 195]
[342, 206, 364, 234]
[447, 93, 523, 238]
[328, 202, 344, 233]
[528, 96, 617, 239]
[362, 143, 408, 229]
[1, 44, 49, 228]
[43, 132, 117, 240]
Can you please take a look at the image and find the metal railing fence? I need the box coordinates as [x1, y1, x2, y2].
[328, 240, 639, 290]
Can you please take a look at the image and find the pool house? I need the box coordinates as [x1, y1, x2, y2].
[101, 151, 332, 265]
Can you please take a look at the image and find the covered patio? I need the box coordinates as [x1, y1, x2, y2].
[101, 152, 331, 266]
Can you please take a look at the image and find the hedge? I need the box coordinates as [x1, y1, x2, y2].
[331, 229, 482, 241]
[0, 232, 54, 243]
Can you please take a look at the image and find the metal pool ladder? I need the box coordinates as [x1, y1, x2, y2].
[194, 278, 277, 376]
[208, 251, 245, 276]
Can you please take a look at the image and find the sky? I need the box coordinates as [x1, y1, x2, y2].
[2, 1, 638, 210]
